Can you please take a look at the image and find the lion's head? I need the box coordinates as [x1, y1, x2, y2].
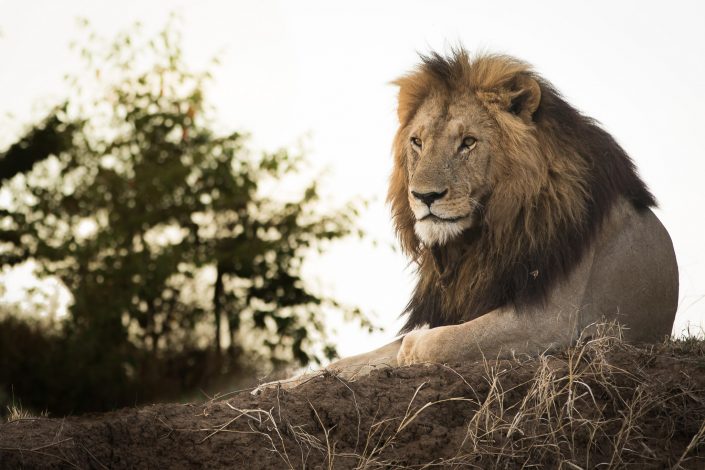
[390, 49, 655, 333]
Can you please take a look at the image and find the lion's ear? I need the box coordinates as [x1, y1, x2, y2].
[507, 74, 541, 123]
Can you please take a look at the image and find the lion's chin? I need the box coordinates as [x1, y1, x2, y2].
[414, 216, 472, 246]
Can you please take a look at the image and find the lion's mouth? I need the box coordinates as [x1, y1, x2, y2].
[419, 213, 469, 223]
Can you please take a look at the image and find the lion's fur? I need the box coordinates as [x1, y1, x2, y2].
[390, 49, 656, 333]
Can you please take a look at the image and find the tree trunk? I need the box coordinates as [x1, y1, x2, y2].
[213, 265, 223, 356]
[227, 307, 239, 359]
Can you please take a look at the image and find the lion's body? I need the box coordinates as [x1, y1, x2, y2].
[397, 197, 678, 366]
[254, 50, 678, 392]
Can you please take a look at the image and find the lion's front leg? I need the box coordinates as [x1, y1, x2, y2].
[252, 338, 403, 395]
[397, 306, 577, 366]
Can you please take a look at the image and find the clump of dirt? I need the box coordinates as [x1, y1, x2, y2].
[1, 335, 704, 469]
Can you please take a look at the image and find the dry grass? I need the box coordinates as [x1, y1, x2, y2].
[5, 403, 48, 422]
[6, 404, 33, 422]
[203, 323, 705, 469]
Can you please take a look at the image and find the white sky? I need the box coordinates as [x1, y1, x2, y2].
[1, 0, 704, 356]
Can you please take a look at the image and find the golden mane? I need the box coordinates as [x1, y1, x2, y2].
[389, 50, 656, 333]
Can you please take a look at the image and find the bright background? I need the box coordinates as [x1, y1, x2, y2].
[1, 0, 703, 357]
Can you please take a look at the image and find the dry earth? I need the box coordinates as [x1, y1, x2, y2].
[1, 334, 704, 469]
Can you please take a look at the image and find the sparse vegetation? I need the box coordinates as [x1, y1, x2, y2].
[1, 325, 703, 468]
[4, 405, 48, 423]
[5, 405, 31, 423]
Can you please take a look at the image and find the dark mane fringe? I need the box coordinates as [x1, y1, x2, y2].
[394, 50, 655, 333]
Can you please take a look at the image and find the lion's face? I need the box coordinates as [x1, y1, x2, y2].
[405, 91, 497, 246]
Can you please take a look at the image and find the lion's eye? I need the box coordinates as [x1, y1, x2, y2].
[461, 136, 477, 150]
[410, 137, 422, 149]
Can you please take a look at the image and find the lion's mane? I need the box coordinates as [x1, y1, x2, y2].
[390, 50, 655, 333]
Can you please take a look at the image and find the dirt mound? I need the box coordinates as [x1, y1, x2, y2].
[1, 337, 704, 469]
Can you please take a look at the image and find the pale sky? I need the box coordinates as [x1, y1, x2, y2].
[1, 0, 704, 357]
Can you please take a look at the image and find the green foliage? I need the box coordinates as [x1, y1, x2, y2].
[0, 21, 372, 413]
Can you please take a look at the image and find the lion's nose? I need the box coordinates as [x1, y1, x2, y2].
[411, 189, 448, 207]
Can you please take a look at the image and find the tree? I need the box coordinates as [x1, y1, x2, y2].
[0, 21, 372, 412]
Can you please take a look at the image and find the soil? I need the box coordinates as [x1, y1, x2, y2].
[1, 342, 704, 469]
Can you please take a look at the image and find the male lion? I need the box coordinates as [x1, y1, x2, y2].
[256, 49, 678, 391]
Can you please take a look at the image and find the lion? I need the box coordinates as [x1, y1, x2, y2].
[255, 49, 678, 392]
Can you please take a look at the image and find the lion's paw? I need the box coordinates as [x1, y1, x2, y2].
[397, 329, 425, 366]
